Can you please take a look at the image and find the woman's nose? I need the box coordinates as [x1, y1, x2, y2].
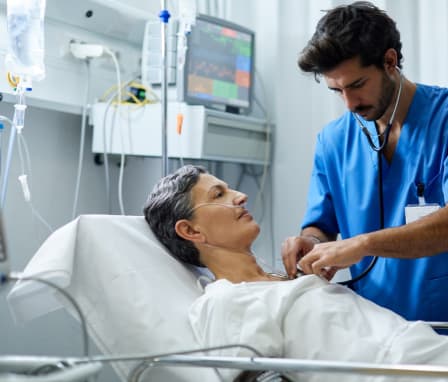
[233, 190, 248, 206]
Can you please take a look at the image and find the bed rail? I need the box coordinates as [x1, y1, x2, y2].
[128, 355, 448, 381]
[10, 352, 446, 381]
[428, 322, 448, 330]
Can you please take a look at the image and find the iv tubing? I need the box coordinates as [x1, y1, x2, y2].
[0, 117, 15, 209]
[0, 84, 27, 209]
[104, 47, 125, 215]
[71, 60, 90, 220]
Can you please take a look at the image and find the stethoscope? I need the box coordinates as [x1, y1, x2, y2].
[338, 67, 403, 287]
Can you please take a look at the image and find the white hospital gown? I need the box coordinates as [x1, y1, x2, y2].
[188, 275, 448, 382]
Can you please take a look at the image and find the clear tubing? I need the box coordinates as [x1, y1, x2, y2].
[13, 104, 26, 131]
[102, 98, 114, 213]
[71, 60, 90, 220]
[190, 202, 245, 214]
[189, 203, 254, 256]
[0, 118, 15, 209]
[0, 124, 3, 176]
[104, 48, 125, 215]
[16, 120, 53, 233]
[0, 88, 27, 209]
[0, 118, 13, 188]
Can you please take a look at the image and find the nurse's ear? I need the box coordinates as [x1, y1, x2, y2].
[383, 48, 398, 74]
[175, 219, 206, 244]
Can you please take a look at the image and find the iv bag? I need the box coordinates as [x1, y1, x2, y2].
[5, 0, 46, 82]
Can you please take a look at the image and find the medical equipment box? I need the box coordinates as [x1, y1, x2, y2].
[91, 102, 271, 164]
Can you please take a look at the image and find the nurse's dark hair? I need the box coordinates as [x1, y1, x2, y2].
[298, 1, 403, 78]
[143, 164, 207, 267]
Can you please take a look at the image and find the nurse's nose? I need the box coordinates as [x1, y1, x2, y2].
[341, 89, 360, 112]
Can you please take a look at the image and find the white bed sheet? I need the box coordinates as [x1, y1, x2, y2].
[9, 214, 448, 382]
[7, 215, 220, 382]
[189, 276, 448, 382]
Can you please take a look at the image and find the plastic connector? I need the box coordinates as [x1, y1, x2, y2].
[18, 174, 31, 202]
[70, 42, 104, 59]
[13, 103, 26, 132]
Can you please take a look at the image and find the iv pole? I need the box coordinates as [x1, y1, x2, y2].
[159, 1, 170, 176]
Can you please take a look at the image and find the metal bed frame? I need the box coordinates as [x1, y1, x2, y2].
[3, 352, 448, 382]
[130, 354, 448, 380]
[124, 324, 448, 380]
[2, 320, 448, 382]
[427, 322, 448, 331]
[3, 272, 448, 381]
[1, 323, 447, 381]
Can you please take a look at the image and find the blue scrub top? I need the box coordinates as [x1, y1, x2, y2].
[302, 84, 448, 321]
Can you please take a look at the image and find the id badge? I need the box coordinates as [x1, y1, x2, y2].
[405, 204, 440, 224]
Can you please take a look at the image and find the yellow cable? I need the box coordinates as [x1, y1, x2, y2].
[6, 72, 19, 88]
[100, 80, 160, 104]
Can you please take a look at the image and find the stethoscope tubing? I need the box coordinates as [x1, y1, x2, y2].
[338, 69, 403, 286]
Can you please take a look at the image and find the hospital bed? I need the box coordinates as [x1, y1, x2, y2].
[5, 214, 448, 381]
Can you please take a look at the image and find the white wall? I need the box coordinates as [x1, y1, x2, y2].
[231, 0, 448, 273]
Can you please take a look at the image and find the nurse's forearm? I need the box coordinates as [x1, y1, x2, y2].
[361, 206, 448, 259]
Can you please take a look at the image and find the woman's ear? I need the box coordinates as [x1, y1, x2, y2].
[175, 219, 205, 243]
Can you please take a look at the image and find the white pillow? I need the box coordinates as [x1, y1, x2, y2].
[8, 215, 220, 382]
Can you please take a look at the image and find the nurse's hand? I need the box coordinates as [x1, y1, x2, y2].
[298, 236, 367, 279]
[281, 235, 321, 279]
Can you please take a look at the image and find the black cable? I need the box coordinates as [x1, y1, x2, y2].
[361, 123, 392, 152]
[338, 150, 383, 286]
[340, 70, 403, 285]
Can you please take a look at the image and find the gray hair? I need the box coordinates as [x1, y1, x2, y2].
[143, 165, 207, 266]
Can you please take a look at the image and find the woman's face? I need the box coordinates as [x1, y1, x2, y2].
[189, 173, 260, 252]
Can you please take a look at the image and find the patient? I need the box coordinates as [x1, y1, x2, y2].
[143, 165, 448, 382]
[144, 164, 279, 282]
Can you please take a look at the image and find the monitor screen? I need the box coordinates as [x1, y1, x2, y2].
[179, 15, 255, 114]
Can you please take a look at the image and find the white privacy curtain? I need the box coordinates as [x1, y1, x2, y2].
[199, 0, 448, 268]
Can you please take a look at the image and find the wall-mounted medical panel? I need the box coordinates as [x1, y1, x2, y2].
[91, 102, 271, 165]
